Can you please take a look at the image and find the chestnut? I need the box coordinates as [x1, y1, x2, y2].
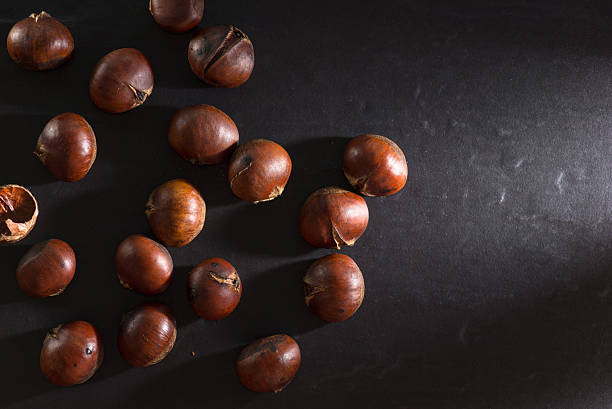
[228, 139, 292, 203]
[7, 11, 74, 71]
[40, 321, 103, 386]
[145, 179, 206, 247]
[34, 113, 97, 182]
[149, 0, 204, 33]
[343, 134, 408, 196]
[16, 239, 76, 298]
[89, 48, 154, 114]
[0, 185, 38, 243]
[236, 334, 301, 393]
[304, 254, 364, 322]
[168, 104, 239, 165]
[187, 257, 241, 320]
[188, 25, 254, 88]
[117, 303, 176, 367]
[298, 187, 369, 249]
[115, 234, 173, 295]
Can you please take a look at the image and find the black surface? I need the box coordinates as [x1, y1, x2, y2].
[1, 1, 611, 408]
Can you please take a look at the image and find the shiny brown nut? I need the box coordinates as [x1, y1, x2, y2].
[0, 185, 38, 243]
[149, 0, 204, 33]
[187, 257, 241, 320]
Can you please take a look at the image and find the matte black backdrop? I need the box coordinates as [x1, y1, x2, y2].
[1, 1, 612, 408]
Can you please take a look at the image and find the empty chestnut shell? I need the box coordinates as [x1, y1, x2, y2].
[304, 254, 364, 322]
[115, 234, 173, 295]
[0, 185, 38, 243]
[16, 239, 76, 298]
[40, 321, 103, 386]
[168, 104, 239, 165]
[343, 134, 408, 196]
[118, 303, 176, 367]
[299, 187, 369, 249]
[89, 48, 154, 114]
[35, 113, 97, 182]
[145, 179, 206, 247]
[228, 139, 292, 203]
[236, 334, 301, 393]
[7, 11, 74, 71]
[188, 25, 254, 88]
[187, 257, 241, 320]
[149, 0, 204, 33]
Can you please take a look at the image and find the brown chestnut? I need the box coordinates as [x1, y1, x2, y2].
[115, 234, 173, 295]
[228, 139, 292, 203]
[188, 25, 254, 88]
[34, 113, 97, 182]
[40, 321, 103, 386]
[16, 239, 76, 298]
[343, 134, 408, 196]
[149, 0, 204, 33]
[89, 48, 154, 114]
[187, 257, 241, 320]
[168, 104, 239, 165]
[0, 184, 38, 244]
[7, 11, 74, 71]
[299, 187, 369, 249]
[145, 179, 206, 247]
[304, 254, 364, 322]
[117, 303, 176, 367]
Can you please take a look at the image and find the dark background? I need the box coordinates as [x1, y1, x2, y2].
[0, 0, 611, 408]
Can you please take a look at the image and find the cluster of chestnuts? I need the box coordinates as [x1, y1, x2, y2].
[3, 1, 407, 394]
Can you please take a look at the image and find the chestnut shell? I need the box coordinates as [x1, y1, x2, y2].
[0, 185, 38, 243]
[187, 257, 241, 320]
[149, 0, 205, 33]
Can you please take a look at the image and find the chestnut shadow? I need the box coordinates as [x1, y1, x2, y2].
[157, 265, 200, 329]
[0, 244, 29, 304]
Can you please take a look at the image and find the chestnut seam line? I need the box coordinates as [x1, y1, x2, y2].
[229, 161, 253, 188]
[208, 271, 240, 291]
[204, 26, 240, 74]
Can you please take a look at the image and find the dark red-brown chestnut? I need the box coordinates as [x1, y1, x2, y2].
[35, 113, 97, 182]
[149, 0, 204, 33]
[168, 104, 239, 165]
[7, 11, 74, 71]
[17, 239, 76, 298]
[187, 257, 241, 320]
[40, 321, 103, 386]
[343, 134, 408, 196]
[298, 187, 369, 249]
[115, 234, 173, 295]
[228, 139, 292, 203]
[145, 179, 206, 247]
[89, 48, 154, 113]
[117, 303, 176, 367]
[236, 334, 301, 393]
[188, 25, 254, 88]
[0, 184, 38, 243]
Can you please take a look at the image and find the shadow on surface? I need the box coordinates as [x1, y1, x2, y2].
[0, 244, 29, 304]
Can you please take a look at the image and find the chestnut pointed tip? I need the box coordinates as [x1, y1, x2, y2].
[29, 11, 51, 22]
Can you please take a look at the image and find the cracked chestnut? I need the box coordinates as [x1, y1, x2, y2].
[17, 239, 76, 298]
[7, 11, 74, 71]
[35, 113, 97, 182]
[168, 104, 239, 165]
[236, 334, 301, 393]
[187, 257, 241, 320]
[188, 25, 254, 88]
[145, 179, 206, 247]
[149, 0, 204, 33]
[89, 48, 154, 113]
[228, 139, 292, 203]
[0, 185, 38, 243]
[40, 321, 103, 386]
[118, 303, 176, 367]
[343, 134, 408, 196]
[304, 254, 364, 322]
[115, 234, 173, 295]
[299, 187, 369, 249]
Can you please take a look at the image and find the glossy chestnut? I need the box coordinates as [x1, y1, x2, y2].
[89, 48, 154, 113]
[7, 11, 74, 71]
[187, 257, 241, 320]
[149, 0, 204, 33]
[236, 334, 301, 393]
[168, 104, 238, 165]
[188, 25, 254, 88]
[40, 321, 103, 386]
[145, 179, 206, 247]
[228, 139, 292, 203]
[0, 185, 38, 243]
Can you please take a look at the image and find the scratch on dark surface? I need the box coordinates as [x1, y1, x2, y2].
[556, 171, 565, 193]
[499, 189, 506, 204]
[514, 158, 525, 168]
